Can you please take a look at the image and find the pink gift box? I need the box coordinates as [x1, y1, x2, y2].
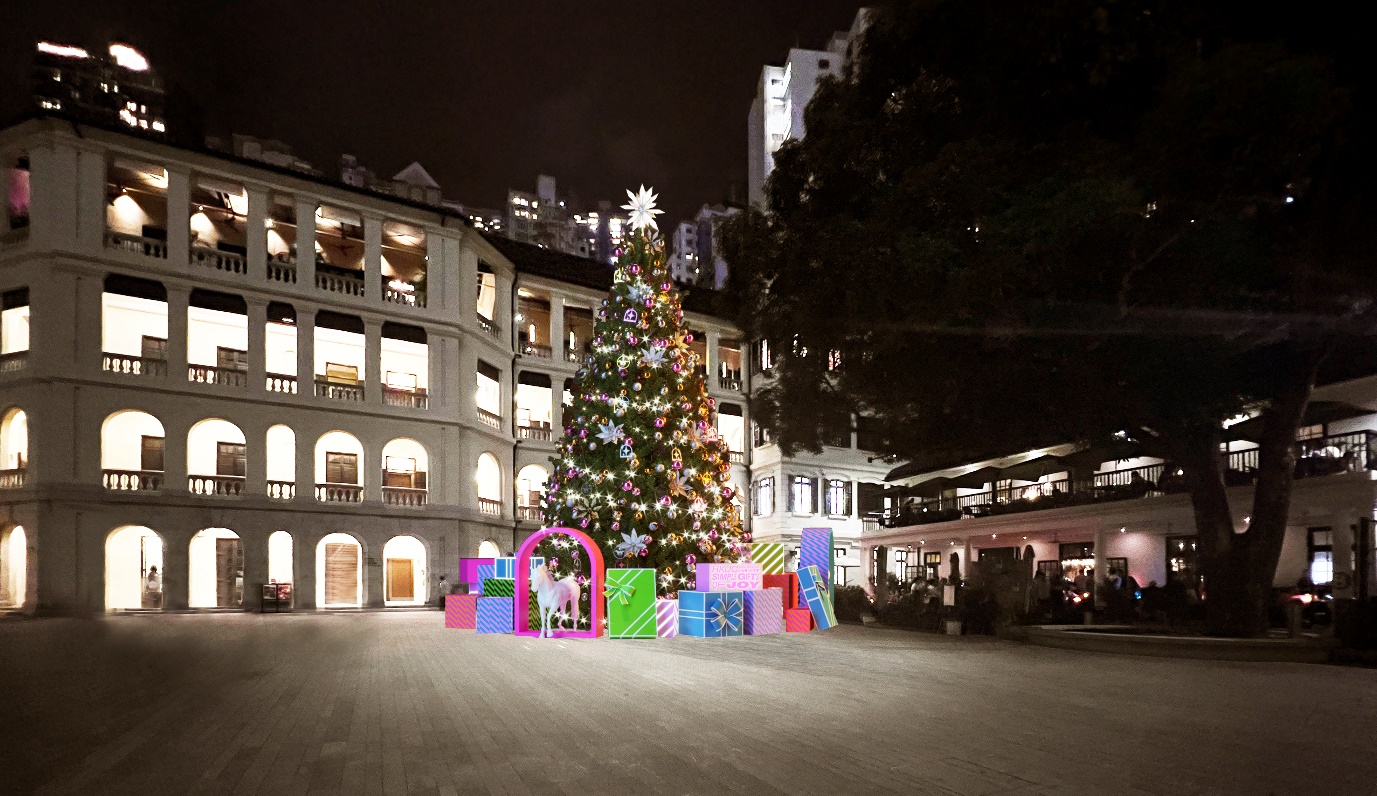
[655, 598, 678, 638]
[459, 558, 494, 589]
[784, 607, 814, 633]
[445, 594, 478, 629]
[743, 588, 784, 635]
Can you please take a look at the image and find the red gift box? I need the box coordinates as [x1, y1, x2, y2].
[784, 607, 814, 633]
[763, 573, 800, 608]
[445, 594, 478, 629]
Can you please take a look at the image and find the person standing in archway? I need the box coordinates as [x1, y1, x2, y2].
[144, 565, 162, 609]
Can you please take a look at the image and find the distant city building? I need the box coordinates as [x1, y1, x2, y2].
[694, 203, 741, 290]
[505, 176, 628, 264]
[220, 134, 319, 176]
[669, 221, 699, 285]
[747, 9, 871, 207]
[30, 41, 166, 134]
[340, 156, 443, 206]
[444, 202, 504, 235]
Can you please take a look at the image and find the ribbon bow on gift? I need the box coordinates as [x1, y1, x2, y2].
[709, 598, 742, 633]
[607, 580, 637, 606]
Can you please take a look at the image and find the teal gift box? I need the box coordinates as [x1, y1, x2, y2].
[605, 569, 657, 639]
[678, 590, 744, 638]
[798, 565, 837, 630]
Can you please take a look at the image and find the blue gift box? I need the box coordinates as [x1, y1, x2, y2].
[678, 590, 744, 638]
[493, 556, 546, 581]
[476, 596, 514, 634]
[799, 527, 834, 597]
[798, 565, 837, 630]
[474, 563, 495, 594]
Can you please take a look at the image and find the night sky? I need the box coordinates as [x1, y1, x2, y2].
[0, 0, 861, 222]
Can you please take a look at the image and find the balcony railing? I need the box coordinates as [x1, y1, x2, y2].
[266, 373, 298, 394]
[521, 342, 553, 359]
[881, 431, 1377, 529]
[103, 469, 163, 492]
[518, 423, 553, 441]
[191, 245, 247, 275]
[189, 365, 248, 388]
[0, 467, 26, 489]
[316, 483, 363, 503]
[106, 231, 167, 259]
[267, 480, 295, 500]
[518, 505, 543, 522]
[103, 353, 166, 378]
[383, 386, 428, 409]
[266, 256, 297, 284]
[0, 351, 27, 373]
[316, 269, 365, 298]
[383, 486, 428, 507]
[729, 451, 746, 464]
[566, 344, 589, 363]
[477, 407, 502, 430]
[316, 378, 364, 402]
[718, 375, 743, 391]
[384, 285, 427, 308]
[476, 314, 499, 338]
[188, 474, 245, 496]
[478, 497, 503, 516]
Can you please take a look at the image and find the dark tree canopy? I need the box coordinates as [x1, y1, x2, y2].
[723, 0, 1377, 636]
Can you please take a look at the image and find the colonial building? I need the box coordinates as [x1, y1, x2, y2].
[0, 115, 762, 614]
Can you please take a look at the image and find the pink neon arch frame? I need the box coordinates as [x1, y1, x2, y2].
[514, 527, 605, 639]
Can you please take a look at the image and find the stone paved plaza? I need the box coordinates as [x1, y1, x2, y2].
[2, 612, 1375, 795]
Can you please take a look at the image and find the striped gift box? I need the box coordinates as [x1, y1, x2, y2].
[748, 543, 786, 575]
[798, 565, 837, 630]
[655, 598, 678, 638]
[743, 588, 784, 635]
[799, 528, 834, 590]
[784, 607, 814, 633]
[482, 578, 516, 598]
[763, 573, 799, 609]
[476, 596, 514, 634]
[444, 594, 478, 629]
[474, 564, 495, 594]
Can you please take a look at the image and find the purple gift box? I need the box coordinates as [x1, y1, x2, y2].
[655, 598, 678, 638]
[743, 588, 784, 635]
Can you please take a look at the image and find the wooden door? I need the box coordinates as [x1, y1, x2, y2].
[215, 538, 243, 607]
[324, 542, 359, 605]
[387, 558, 414, 601]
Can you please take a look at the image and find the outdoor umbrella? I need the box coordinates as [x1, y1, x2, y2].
[998, 455, 1066, 482]
[1227, 401, 1369, 442]
[947, 466, 1001, 490]
[1061, 439, 1144, 471]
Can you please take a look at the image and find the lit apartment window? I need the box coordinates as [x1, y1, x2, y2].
[753, 477, 774, 516]
[1308, 528, 1334, 585]
[789, 476, 816, 515]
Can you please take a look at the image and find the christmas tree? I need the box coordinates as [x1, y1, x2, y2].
[541, 186, 747, 607]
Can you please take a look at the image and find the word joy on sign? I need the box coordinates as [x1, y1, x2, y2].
[695, 563, 764, 592]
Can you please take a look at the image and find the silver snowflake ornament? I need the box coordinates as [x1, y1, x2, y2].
[621, 185, 664, 232]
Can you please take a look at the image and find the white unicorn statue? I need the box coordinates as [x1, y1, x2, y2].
[531, 564, 581, 638]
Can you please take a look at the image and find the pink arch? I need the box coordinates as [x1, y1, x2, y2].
[514, 527, 605, 639]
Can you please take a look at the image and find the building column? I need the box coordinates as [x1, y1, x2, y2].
[294, 198, 317, 291]
[296, 308, 315, 398]
[75, 146, 108, 254]
[363, 214, 383, 301]
[247, 299, 268, 399]
[706, 328, 721, 384]
[166, 286, 190, 385]
[459, 244, 479, 326]
[165, 167, 192, 270]
[459, 342, 478, 421]
[551, 380, 565, 435]
[364, 549, 386, 609]
[294, 422, 316, 506]
[1332, 518, 1358, 600]
[162, 531, 190, 610]
[494, 271, 513, 342]
[76, 273, 104, 375]
[364, 319, 383, 407]
[294, 533, 317, 610]
[1093, 527, 1108, 610]
[244, 416, 268, 502]
[246, 185, 269, 283]
[549, 295, 565, 360]
[241, 530, 268, 611]
[26, 141, 78, 251]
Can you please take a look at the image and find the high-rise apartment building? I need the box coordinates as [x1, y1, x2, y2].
[30, 41, 166, 135]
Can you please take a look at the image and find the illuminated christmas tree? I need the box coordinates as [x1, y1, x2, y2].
[541, 186, 747, 602]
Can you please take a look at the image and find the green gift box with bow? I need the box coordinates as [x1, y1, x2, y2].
[605, 568, 657, 639]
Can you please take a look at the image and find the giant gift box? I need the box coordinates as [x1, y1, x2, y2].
[655, 598, 678, 638]
[476, 596, 514, 634]
[742, 587, 784, 635]
[763, 573, 800, 608]
[459, 558, 494, 590]
[800, 528, 834, 585]
[694, 562, 762, 592]
[678, 590, 744, 638]
[605, 568, 657, 639]
[444, 594, 478, 629]
[798, 564, 838, 630]
[474, 564, 496, 595]
[482, 578, 516, 598]
[494, 556, 545, 580]
[784, 607, 815, 633]
[748, 543, 786, 575]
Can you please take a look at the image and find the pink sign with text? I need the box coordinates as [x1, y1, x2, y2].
[695, 563, 763, 592]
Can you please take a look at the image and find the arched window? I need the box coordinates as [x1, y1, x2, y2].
[186, 418, 246, 496]
[105, 525, 163, 611]
[101, 410, 165, 491]
[476, 453, 502, 515]
[315, 431, 364, 503]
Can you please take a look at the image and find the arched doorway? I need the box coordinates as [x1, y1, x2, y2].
[478, 539, 502, 559]
[265, 426, 296, 498]
[105, 525, 163, 611]
[516, 464, 548, 521]
[0, 525, 25, 607]
[383, 535, 427, 606]
[316, 533, 362, 608]
[188, 528, 243, 608]
[268, 530, 293, 584]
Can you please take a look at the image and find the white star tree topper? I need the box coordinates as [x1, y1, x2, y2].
[621, 185, 664, 232]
